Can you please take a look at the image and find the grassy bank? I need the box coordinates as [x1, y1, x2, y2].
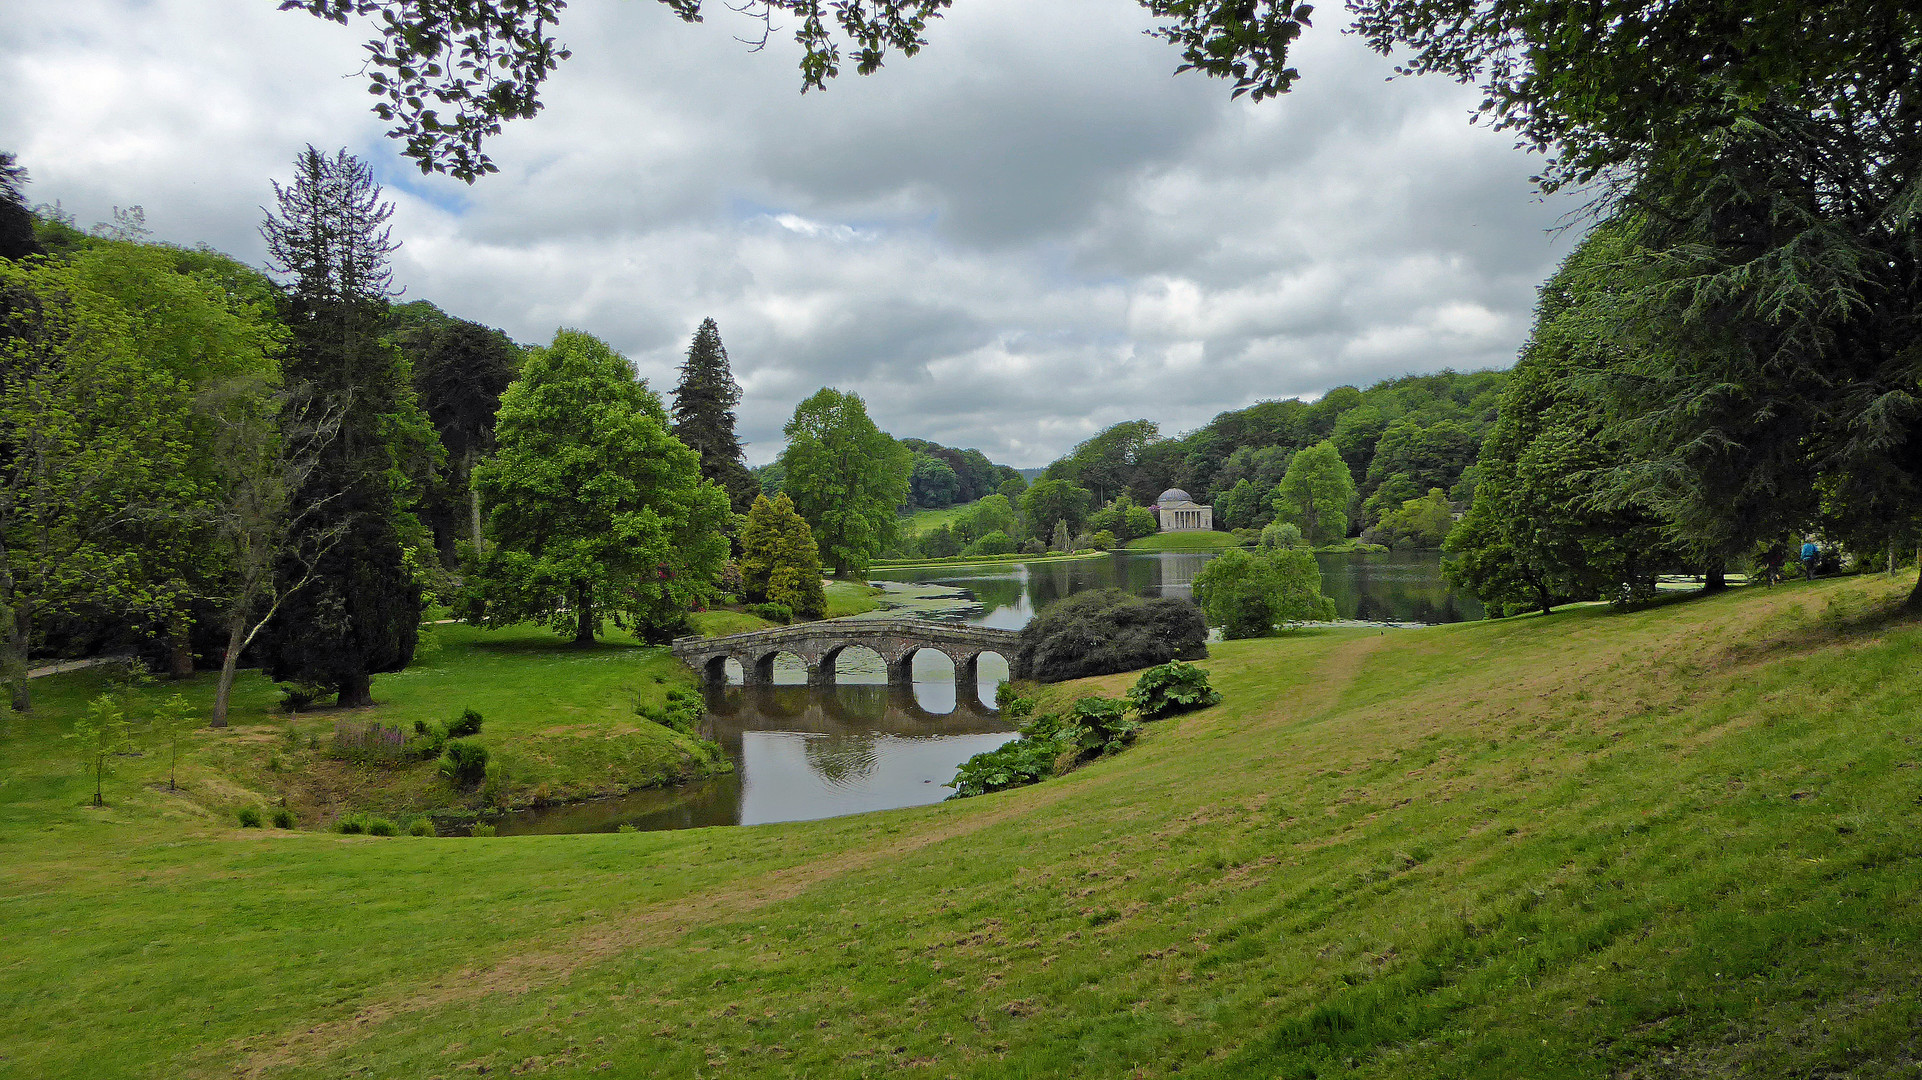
[897, 502, 981, 537]
[4, 575, 1921, 1077]
[1, 623, 725, 830]
[869, 549, 1109, 571]
[1126, 530, 1245, 551]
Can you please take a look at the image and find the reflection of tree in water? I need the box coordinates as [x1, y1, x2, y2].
[803, 733, 879, 787]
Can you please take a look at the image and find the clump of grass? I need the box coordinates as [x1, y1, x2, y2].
[235, 806, 262, 828]
[270, 807, 296, 829]
[470, 823, 496, 837]
[407, 817, 436, 837]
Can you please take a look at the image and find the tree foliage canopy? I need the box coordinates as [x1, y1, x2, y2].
[778, 387, 911, 576]
[671, 318, 759, 515]
[470, 330, 731, 643]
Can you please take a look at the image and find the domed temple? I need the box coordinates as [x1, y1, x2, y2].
[1151, 488, 1213, 532]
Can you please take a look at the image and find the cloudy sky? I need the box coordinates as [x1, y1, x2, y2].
[1, 0, 1584, 466]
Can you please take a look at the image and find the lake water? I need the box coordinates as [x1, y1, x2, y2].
[496, 547, 1477, 834]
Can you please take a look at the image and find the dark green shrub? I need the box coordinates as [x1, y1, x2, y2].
[747, 602, 793, 624]
[1127, 660, 1223, 720]
[446, 709, 483, 738]
[271, 807, 296, 829]
[1010, 589, 1207, 682]
[236, 806, 263, 828]
[365, 817, 398, 837]
[337, 814, 366, 835]
[439, 740, 490, 787]
[994, 681, 1037, 720]
[470, 823, 497, 837]
[277, 682, 325, 712]
[407, 817, 436, 837]
[948, 713, 1073, 799]
[1066, 696, 1138, 757]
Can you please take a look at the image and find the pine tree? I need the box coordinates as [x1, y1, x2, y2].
[259, 147, 430, 707]
[0, 153, 42, 261]
[671, 318, 758, 514]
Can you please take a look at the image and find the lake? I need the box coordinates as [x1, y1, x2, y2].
[495, 547, 1478, 833]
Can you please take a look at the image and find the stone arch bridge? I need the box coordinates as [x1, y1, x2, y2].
[671, 618, 1020, 695]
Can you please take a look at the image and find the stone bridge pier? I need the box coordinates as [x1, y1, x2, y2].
[671, 618, 1020, 703]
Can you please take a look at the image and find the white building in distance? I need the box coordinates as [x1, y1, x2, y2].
[1152, 489, 1213, 533]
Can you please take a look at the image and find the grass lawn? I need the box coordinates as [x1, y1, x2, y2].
[1127, 529, 1245, 551]
[0, 622, 723, 831]
[870, 549, 1108, 571]
[897, 502, 982, 537]
[824, 579, 886, 617]
[4, 575, 1921, 1077]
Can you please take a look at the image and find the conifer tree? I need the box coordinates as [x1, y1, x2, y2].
[738, 494, 826, 618]
[259, 147, 431, 707]
[671, 318, 759, 514]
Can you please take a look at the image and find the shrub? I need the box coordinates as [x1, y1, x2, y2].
[440, 740, 490, 787]
[236, 806, 263, 828]
[277, 682, 326, 712]
[640, 686, 705, 734]
[1192, 547, 1336, 638]
[470, 823, 497, 837]
[337, 814, 366, 835]
[948, 712, 1074, 799]
[965, 530, 1016, 557]
[408, 817, 436, 837]
[365, 817, 399, 837]
[1010, 589, 1208, 682]
[747, 602, 793, 624]
[1066, 696, 1138, 757]
[1127, 660, 1223, 720]
[446, 709, 483, 738]
[271, 807, 296, 829]
[1088, 529, 1117, 551]
[994, 681, 1037, 719]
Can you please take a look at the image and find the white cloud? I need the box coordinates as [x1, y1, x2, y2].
[0, 0, 1585, 467]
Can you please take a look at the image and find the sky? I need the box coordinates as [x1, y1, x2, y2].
[0, 0, 1585, 467]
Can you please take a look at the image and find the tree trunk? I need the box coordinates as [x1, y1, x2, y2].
[466, 448, 485, 555]
[7, 602, 29, 712]
[167, 617, 195, 679]
[1702, 561, 1727, 593]
[211, 614, 246, 728]
[337, 670, 374, 708]
[1905, 562, 1922, 615]
[574, 589, 595, 646]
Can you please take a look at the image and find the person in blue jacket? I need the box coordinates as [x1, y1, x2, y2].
[1800, 539, 1820, 580]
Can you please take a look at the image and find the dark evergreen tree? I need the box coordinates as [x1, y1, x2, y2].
[393, 308, 520, 562]
[0, 153, 40, 262]
[670, 318, 758, 514]
[260, 147, 428, 707]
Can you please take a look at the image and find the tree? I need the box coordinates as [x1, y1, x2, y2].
[738, 493, 826, 618]
[778, 388, 911, 576]
[671, 318, 759, 515]
[149, 694, 195, 791]
[1050, 519, 1072, 553]
[962, 494, 1017, 542]
[0, 256, 196, 710]
[469, 330, 732, 643]
[1272, 441, 1355, 545]
[394, 308, 521, 559]
[260, 147, 432, 707]
[1192, 547, 1334, 638]
[1049, 420, 1160, 504]
[1374, 488, 1455, 549]
[67, 693, 132, 806]
[909, 454, 961, 508]
[0, 153, 42, 261]
[1022, 479, 1092, 541]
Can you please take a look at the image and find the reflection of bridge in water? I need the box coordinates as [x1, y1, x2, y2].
[703, 682, 1007, 732]
[672, 618, 1020, 700]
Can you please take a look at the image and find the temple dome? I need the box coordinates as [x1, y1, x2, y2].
[1157, 489, 1194, 505]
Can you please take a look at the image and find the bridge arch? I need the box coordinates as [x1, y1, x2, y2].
[819, 642, 888, 686]
[671, 618, 1021, 696]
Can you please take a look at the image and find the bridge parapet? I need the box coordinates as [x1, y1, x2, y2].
[670, 617, 1020, 693]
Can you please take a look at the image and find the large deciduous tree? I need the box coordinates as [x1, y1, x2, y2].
[1272, 441, 1354, 546]
[0, 153, 42, 261]
[260, 147, 432, 707]
[469, 330, 731, 644]
[1192, 546, 1335, 638]
[778, 388, 911, 576]
[1021, 479, 1093, 543]
[670, 318, 759, 515]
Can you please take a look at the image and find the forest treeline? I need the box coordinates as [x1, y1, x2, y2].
[0, 148, 931, 717]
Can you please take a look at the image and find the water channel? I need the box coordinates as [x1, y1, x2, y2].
[495, 548, 1478, 834]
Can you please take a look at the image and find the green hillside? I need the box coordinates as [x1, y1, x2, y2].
[3, 575, 1919, 1077]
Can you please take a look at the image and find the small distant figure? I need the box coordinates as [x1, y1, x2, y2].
[1800, 539, 1820, 581]
[1763, 543, 1788, 586]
